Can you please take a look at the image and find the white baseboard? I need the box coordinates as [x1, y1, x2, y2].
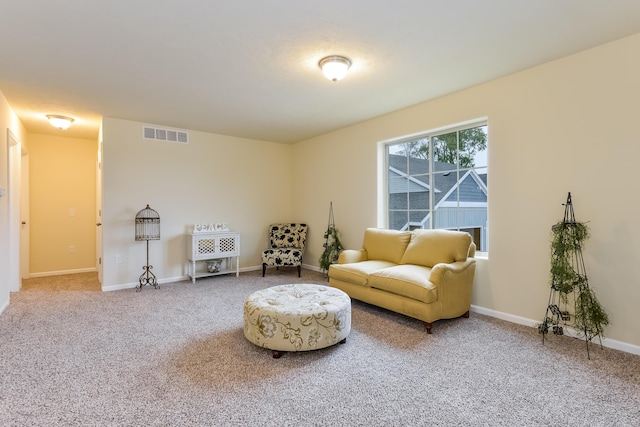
[101, 269, 262, 292]
[243, 264, 322, 273]
[302, 263, 323, 273]
[102, 274, 189, 292]
[471, 305, 640, 356]
[240, 265, 261, 273]
[101, 263, 312, 291]
[470, 305, 540, 328]
[29, 267, 97, 278]
[102, 283, 137, 292]
[241, 264, 323, 274]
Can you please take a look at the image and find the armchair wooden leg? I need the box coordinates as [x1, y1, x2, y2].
[462, 310, 470, 318]
[297, 265, 301, 277]
[262, 264, 266, 277]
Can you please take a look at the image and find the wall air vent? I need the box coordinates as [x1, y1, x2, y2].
[142, 126, 189, 144]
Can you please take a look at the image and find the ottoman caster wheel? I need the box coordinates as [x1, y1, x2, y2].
[272, 350, 282, 359]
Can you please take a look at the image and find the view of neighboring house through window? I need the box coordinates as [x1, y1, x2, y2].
[386, 122, 488, 252]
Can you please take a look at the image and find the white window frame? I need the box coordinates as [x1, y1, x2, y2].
[378, 118, 488, 252]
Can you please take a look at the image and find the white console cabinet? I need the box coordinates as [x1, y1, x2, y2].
[186, 232, 240, 283]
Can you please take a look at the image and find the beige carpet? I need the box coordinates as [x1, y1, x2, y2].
[1, 270, 639, 426]
[22, 272, 102, 292]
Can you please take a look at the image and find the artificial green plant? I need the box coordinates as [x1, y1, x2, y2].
[319, 202, 343, 274]
[540, 193, 609, 358]
[319, 224, 343, 273]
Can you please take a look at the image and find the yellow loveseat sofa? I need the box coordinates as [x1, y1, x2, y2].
[328, 228, 476, 333]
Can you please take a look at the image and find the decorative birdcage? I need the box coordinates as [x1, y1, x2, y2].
[135, 204, 160, 241]
[135, 204, 160, 291]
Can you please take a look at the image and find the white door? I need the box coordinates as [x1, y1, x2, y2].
[96, 139, 103, 285]
[20, 148, 29, 280]
[7, 129, 21, 291]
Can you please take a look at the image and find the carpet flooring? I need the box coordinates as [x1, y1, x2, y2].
[1, 270, 639, 426]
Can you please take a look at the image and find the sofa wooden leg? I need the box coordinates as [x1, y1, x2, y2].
[272, 350, 282, 359]
[463, 310, 470, 318]
[423, 321, 433, 334]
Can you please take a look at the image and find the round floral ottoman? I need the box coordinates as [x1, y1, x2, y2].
[243, 284, 351, 358]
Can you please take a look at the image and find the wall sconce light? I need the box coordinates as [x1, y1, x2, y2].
[318, 55, 352, 81]
[47, 115, 75, 130]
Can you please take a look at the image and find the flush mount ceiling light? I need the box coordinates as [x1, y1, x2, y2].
[318, 55, 352, 81]
[46, 115, 74, 130]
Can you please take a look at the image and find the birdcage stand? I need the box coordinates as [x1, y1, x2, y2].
[135, 204, 161, 292]
[138, 239, 159, 291]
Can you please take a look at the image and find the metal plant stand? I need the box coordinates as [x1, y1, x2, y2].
[539, 193, 604, 359]
[135, 204, 160, 291]
[319, 201, 342, 275]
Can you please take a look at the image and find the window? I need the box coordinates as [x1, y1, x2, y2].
[386, 122, 488, 251]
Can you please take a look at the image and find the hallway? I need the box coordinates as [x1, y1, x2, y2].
[21, 272, 100, 292]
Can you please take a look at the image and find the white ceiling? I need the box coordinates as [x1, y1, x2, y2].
[1, 1, 639, 143]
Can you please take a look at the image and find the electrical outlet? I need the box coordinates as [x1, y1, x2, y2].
[115, 254, 122, 264]
[69, 208, 76, 217]
[68, 245, 75, 254]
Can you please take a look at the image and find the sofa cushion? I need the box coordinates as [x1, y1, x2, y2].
[400, 229, 472, 268]
[329, 260, 397, 287]
[362, 228, 412, 264]
[369, 265, 438, 304]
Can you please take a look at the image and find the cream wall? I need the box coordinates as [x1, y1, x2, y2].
[293, 33, 640, 350]
[0, 90, 28, 312]
[101, 117, 293, 288]
[28, 133, 97, 275]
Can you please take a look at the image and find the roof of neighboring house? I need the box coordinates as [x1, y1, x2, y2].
[388, 154, 486, 206]
[388, 154, 488, 230]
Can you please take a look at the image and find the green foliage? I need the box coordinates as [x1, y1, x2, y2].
[574, 288, 609, 340]
[546, 219, 608, 341]
[319, 225, 343, 272]
[549, 222, 589, 297]
[433, 128, 487, 167]
[550, 257, 578, 295]
[397, 127, 487, 168]
[551, 221, 589, 254]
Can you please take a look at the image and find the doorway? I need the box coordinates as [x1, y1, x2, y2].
[22, 133, 99, 286]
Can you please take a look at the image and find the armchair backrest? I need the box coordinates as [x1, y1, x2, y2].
[268, 223, 308, 251]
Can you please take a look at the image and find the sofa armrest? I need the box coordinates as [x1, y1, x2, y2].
[429, 259, 477, 318]
[337, 249, 368, 264]
[430, 259, 475, 284]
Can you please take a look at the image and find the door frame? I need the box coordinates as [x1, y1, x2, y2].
[96, 138, 103, 285]
[7, 128, 25, 291]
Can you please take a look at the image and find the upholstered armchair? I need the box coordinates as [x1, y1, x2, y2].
[261, 223, 308, 277]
